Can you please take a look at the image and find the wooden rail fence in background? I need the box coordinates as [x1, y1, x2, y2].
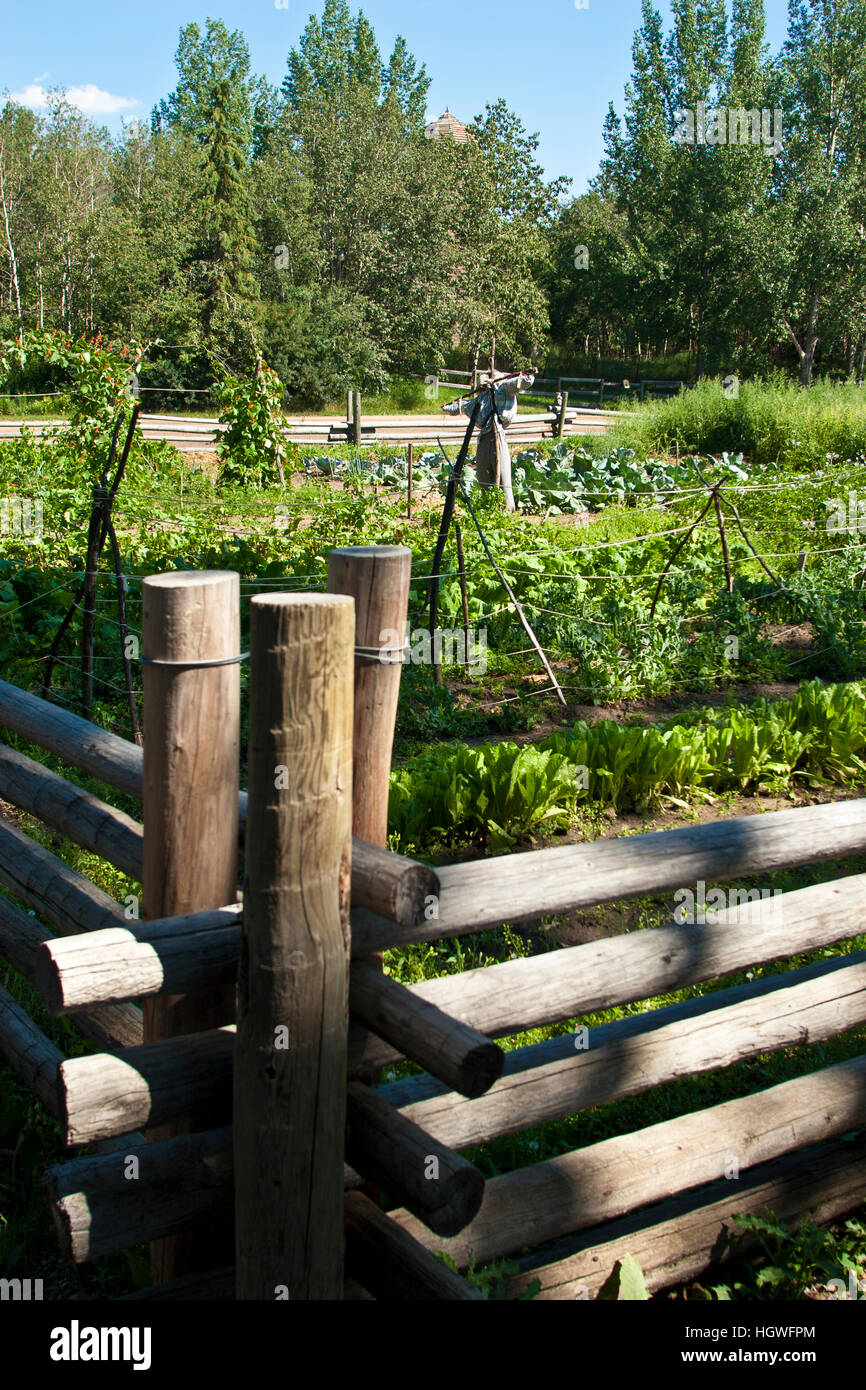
[0, 546, 865, 1299]
[0, 406, 628, 451]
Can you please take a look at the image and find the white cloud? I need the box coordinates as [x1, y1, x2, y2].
[10, 82, 140, 116]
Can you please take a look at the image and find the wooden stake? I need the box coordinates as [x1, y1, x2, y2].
[458, 481, 567, 707]
[455, 520, 471, 678]
[712, 486, 734, 594]
[649, 494, 716, 623]
[723, 492, 787, 590]
[429, 399, 483, 684]
[234, 592, 354, 1300]
[407, 442, 414, 517]
[352, 390, 362, 447]
[142, 570, 240, 1283]
[80, 485, 107, 721]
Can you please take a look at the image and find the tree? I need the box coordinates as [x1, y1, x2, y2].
[0, 102, 39, 336]
[152, 19, 260, 156]
[277, 1, 462, 390]
[453, 101, 567, 373]
[775, 0, 866, 383]
[594, 0, 779, 377]
[200, 76, 258, 338]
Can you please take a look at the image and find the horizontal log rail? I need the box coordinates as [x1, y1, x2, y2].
[345, 1083, 484, 1238]
[0, 679, 438, 927]
[344, 1191, 485, 1301]
[47, 1076, 487, 1262]
[0, 741, 142, 878]
[390, 1053, 866, 1268]
[0, 888, 59, 981]
[348, 870, 866, 1072]
[50, 960, 504, 1141]
[35, 868, 866, 1092]
[382, 951, 866, 1150]
[36, 910, 242, 1013]
[51, 1049, 866, 1273]
[36, 923, 502, 1103]
[59, 1026, 235, 1146]
[348, 963, 503, 1099]
[0, 817, 142, 1049]
[46, 1126, 234, 1264]
[504, 1131, 866, 1299]
[0, 677, 142, 797]
[0, 984, 63, 1117]
[47, 948, 866, 1154]
[350, 841, 439, 928]
[0, 815, 127, 937]
[351, 796, 866, 953]
[0, 892, 152, 1052]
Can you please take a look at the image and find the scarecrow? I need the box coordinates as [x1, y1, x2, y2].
[442, 370, 535, 512]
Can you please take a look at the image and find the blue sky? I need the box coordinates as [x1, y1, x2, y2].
[2, 0, 791, 193]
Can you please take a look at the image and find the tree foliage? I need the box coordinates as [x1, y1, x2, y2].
[2, 1, 866, 394]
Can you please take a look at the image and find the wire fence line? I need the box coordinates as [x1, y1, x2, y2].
[4, 469, 864, 720]
[4, 537, 863, 598]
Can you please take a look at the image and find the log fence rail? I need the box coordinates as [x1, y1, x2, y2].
[0, 547, 865, 1299]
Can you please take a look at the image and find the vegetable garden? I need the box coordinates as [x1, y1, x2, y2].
[3, 335, 866, 1301]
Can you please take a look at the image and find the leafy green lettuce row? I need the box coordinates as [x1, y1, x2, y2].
[389, 680, 866, 851]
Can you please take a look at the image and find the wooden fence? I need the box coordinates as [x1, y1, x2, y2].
[1, 548, 866, 1299]
[0, 408, 626, 451]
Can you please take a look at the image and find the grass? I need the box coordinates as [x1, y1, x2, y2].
[603, 374, 866, 468]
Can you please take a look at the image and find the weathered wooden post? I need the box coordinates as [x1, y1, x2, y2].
[141, 569, 240, 1282]
[328, 547, 411, 1085]
[407, 442, 414, 517]
[234, 593, 354, 1300]
[351, 390, 362, 447]
[556, 390, 569, 440]
[327, 546, 411, 848]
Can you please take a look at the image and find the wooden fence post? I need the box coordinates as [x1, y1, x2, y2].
[352, 390, 362, 447]
[327, 546, 411, 848]
[328, 546, 411, 1090]
[234, 593, 354, 1300]
[556, 391, 569, 440]
[142, 569, 240, 1283]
